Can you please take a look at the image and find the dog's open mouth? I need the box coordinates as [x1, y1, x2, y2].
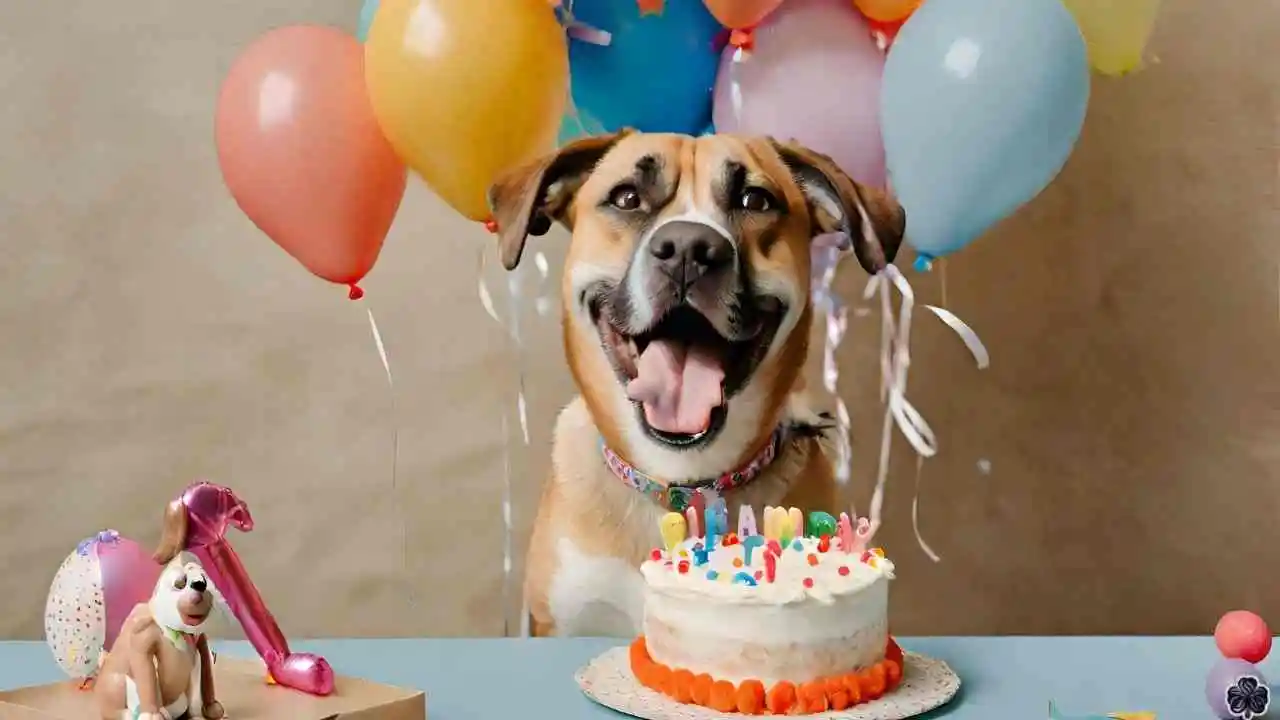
[594, 298, 784, 448]
[180, 609, 209, 626]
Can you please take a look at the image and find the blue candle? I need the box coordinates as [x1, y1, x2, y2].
[741, 535, 765, 565]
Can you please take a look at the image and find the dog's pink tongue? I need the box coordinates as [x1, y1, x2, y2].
[627, 339, 724, 435]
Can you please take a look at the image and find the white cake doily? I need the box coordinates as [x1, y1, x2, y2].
[576, 648, 960, 720]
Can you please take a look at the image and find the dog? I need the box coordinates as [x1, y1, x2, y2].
[95, 548, 223, 720]
[488, 131, 904, 637]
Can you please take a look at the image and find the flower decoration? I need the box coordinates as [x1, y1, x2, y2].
[1225, 675, 1270, 720]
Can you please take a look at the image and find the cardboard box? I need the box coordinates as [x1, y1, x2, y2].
[0, 657, 426, 719]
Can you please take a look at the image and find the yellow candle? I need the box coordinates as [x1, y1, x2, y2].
[762, 506, 779, 540]
[788, 507, 804, 538]
[660, 512, 687, 551]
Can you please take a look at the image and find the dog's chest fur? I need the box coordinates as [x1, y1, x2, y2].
[534, 397, 833, 637]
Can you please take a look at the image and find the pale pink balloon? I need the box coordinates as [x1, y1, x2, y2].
[713, 0, 887, 188]
[215, 26, 406, 298]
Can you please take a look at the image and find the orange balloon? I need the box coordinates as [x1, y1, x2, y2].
[853, 0, 921, 23]
[702, 0, 786, 29]
[364, 0, 568, 222]
[215, 26, 406, 295]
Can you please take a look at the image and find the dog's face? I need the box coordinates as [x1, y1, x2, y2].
[490, 132, 903, 479]
[151, 552, 215, 632]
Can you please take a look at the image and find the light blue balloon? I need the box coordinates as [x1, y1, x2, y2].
[880, 0, 1089, 268]
[357, 0, 377, 42]
[568, 0, 722, 134]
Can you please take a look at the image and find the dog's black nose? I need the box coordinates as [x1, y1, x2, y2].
[190, 579, 207, 593]
[648, 221, 733, 291]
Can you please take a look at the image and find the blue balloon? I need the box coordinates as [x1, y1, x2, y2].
[357, 0, 377, 42]
[568, 0, 722, 134]
[880, 0, 1089, 268]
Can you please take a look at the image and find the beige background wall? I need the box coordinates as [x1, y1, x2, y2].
[0, 0, 1275, 639]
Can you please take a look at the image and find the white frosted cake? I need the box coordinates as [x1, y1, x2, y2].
[629, 504, 904, 715]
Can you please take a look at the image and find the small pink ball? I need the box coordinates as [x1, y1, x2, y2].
[1215, 610, 1272, 664]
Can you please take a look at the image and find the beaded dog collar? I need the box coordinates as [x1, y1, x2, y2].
[600, 427, 787, 511]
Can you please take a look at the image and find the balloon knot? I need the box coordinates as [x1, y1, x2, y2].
[348, 284, 365, 301]
[636, 0, 664, 16]
[729, 28, 756, 51]
[483, 218, 499, 234]
[913, 255, 934, 273]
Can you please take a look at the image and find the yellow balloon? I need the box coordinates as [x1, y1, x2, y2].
[365, 0, 569, 221]
[1061, 0, 1161, 76]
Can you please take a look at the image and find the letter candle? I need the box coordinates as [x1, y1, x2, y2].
[778, 509, 795, 545]
[737, 505, 757, 537]
[762, 506, 781, 540]
[808, 511, 837, 539]
[837, 512, 855, 553]
[178, 482, 334, 695]
[788, 507, 804, 539]
[660, 512, 687, 551]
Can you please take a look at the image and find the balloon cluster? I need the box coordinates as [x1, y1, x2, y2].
[220, 0, 1160, 292]
[1206, 611, 1273, 720]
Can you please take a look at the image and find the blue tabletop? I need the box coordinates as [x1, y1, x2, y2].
[0, 636, 1259, 719]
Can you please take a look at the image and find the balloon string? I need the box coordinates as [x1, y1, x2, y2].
[812, 243, 852, 484]
[861, 265, 988, 558]
[363, 304, 408, 608]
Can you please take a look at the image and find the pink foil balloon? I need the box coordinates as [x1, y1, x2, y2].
[713, 0, 887, 188]
[179, 482, 336, 696]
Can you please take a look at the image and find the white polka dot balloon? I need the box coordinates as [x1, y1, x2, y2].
[43, 531, 161, 679]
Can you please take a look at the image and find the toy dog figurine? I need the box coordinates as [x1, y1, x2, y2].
[94, 549, 223, 720]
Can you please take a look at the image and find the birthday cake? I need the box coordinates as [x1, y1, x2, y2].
[630, 503, 903, 715]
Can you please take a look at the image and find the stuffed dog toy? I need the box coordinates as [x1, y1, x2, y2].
[488, 131, 903, 636]
[94, 549, 222, 720]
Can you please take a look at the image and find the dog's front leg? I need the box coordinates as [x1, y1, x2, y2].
[195, 635, 223, 720]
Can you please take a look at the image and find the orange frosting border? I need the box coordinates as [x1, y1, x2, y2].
[630, 635, 905, 715]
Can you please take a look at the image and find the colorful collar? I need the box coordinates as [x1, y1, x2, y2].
[600, 427, 787, 511]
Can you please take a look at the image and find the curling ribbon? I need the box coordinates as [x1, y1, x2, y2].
[360, 302, 408, 607]
[556, 1, 612, 45]
[861, 265, 988, 559]
[811, 242, 853, 484]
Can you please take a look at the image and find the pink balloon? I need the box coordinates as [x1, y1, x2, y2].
[98, 535, 162, 650]
[215, 26, 406, 299]
[713, 0, 887, 188]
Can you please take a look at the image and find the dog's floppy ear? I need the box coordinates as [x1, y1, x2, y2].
[770, 139, 905, 274]
[487, 130, 631, 271]
[153, 499, 188, 564]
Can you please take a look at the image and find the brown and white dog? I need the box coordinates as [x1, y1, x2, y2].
[95, 550, 222, 720]
[489, 131, 903, 637]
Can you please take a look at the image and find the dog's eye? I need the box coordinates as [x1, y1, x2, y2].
[608, 185, 642, 211]
[739, 187, 777, 213]
[173, 575, 187, 590]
